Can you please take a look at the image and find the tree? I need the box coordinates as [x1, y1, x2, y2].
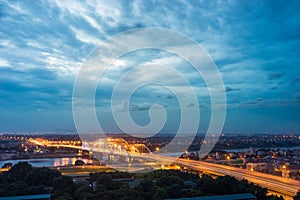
[6, 180, 28, 196]
[167, 184, 182, 198]
[294, 191, 300, 200]
[252, 185, 268, 200]
[214, 176, 237, 194]
[8, 162, 33, 181]
[73, 183, 91, 200]
[25, 167, 61, 186]
[138, 179, 156, 200]
[196, 174, 216, 194]
[2, 162, 12, 169]
[54, 196, 73, 200]
[153, 187, 168, 200]
[266, 195, 284, 200]
[112, 188, 142, 200]
[96, 174, 113, 191]
[157, 175, 183, 188]
[52, 175, 75, 198]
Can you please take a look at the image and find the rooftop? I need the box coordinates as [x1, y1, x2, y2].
[0, 194, 50, 200]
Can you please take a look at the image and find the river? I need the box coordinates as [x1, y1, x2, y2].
[0, 157, 95, 168]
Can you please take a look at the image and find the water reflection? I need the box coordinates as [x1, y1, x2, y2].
[0, 157, 95, 168]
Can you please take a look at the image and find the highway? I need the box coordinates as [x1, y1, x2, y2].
[152, 155, 300, 198]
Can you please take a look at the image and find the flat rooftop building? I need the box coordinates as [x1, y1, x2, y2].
[0, 194, 50, 200]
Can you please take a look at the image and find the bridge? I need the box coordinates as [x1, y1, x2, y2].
[28, 137, 152, 159]
[28, 138, 300, 199]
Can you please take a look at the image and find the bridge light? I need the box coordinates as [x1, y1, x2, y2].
[250, 168, 254, 172]
[282, 165, 286, 169]
[156, 147, 160, 151]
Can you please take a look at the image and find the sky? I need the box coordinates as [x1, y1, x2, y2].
[0, 0, 300, 134]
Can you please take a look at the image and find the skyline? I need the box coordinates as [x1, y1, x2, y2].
[1, 0, 300, 133]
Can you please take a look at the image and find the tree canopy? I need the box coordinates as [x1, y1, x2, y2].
[0, 162, 289, 200]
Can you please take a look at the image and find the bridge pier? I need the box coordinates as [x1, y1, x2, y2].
[77, 149, 82, 156]
[180, 165, 187, 172]
[127, 156, 133, 163]
[93, 152, 103, 161]
[108, 154, 115, 162]
[118, 156, 126, 163]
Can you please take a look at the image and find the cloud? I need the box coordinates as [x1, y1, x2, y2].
[130, 103, 152, 111]
[291, 78, 300, 85]
[0, 59, 10, 67]
[233, 97, 300, 109]
[50, 0, 105, 33]
[268, 72, 285, 81]
[70, 26, 101, 45]
[295, 93, 300, 100]
[165, 95, 174, 99]
[225, 86, 240, 93]
[186, 102, 195, 107]
[114, 101, 168, 112]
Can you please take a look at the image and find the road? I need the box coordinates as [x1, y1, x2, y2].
[153, 155, 300, 198]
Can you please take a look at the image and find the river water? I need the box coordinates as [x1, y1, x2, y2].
[224, 146, 300, 152]
[2, 145, 300, 168]
[0, 157, 95, 168]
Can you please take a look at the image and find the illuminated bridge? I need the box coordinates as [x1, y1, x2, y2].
[28, 138, 300, 199]
[28, 137, 152, 156]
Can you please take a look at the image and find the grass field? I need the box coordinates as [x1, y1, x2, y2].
[57, 165, 115, 175]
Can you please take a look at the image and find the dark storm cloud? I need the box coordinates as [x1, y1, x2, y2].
[225, 87, 240, 93]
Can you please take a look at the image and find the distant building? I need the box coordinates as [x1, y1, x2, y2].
[215, 152, 221, 160]
[249, 147, 255, 155]
[256, 149, 267, 157]
[292, 149, 300, 156]
[281, 164, 300, 178]
[246, 162, 267, 173]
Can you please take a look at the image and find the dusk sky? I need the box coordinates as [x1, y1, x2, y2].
[1, 0, 300, 134]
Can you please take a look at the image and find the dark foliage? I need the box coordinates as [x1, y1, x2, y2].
[0, 163, 289, 200]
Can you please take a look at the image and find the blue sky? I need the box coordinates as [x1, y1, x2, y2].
[0, 0, 300, 133]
